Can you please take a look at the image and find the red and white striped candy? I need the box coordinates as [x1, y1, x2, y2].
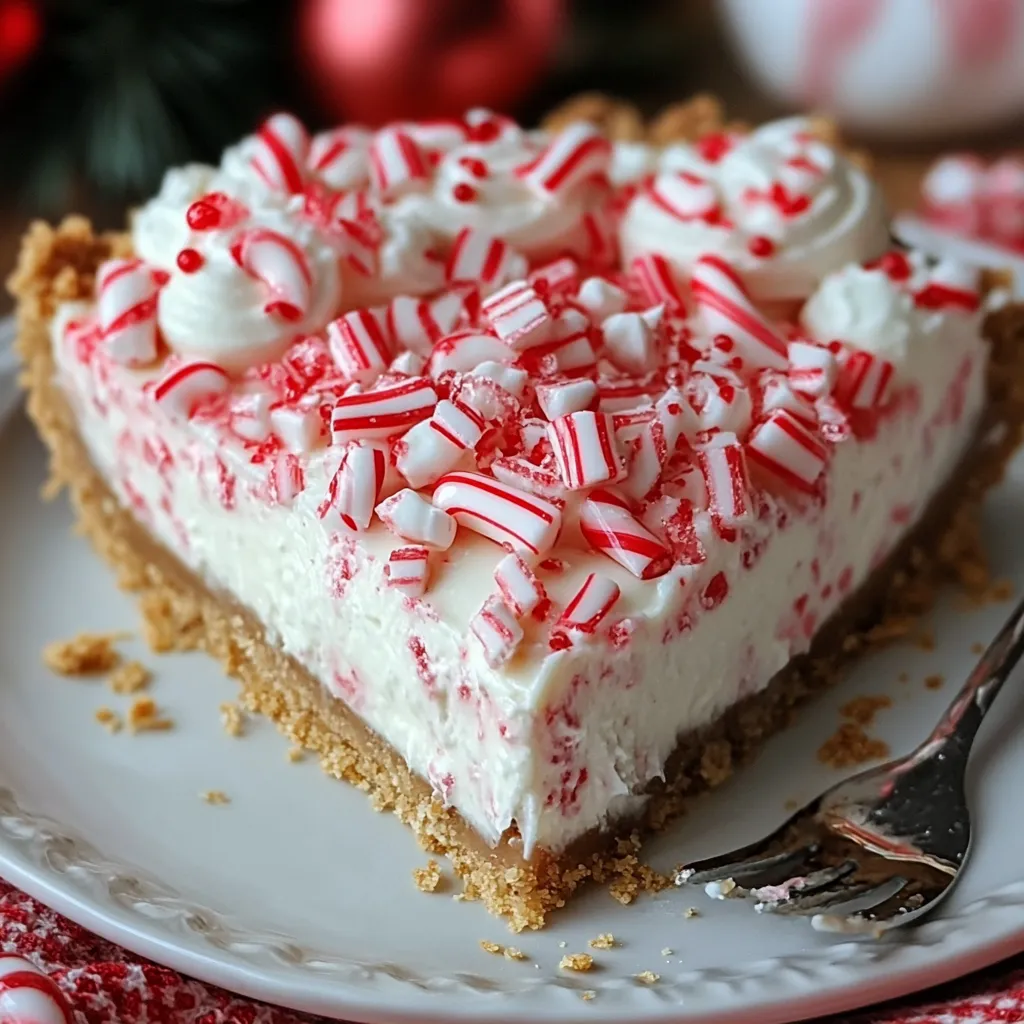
[575, 205, 618, 267]
[153, 359, 230, 419]
[921, 153, 986, 235]
[317, 441, 387, 531]
[649, 171, 719, 221]
[269, 450, 305, 504]
[270, 395, 323, 452]
[747, 409, 828, 493]
[494, 552, 548, 619]
[691, 254, 789, 370]
[0, 954, 73, 1024]
[596, 375, 657, 413]
[386, 545, 430, 597]
[575, 275, 628, 322]
[331, 216, 380, 278]
[536, 378, 597, 420]
[914, 259, 981, 312]
[229, 387, 274, 441]
[517, 123, 611, 198]
[646, 495, 707, 566]
[395, 399, 485, 487]
[425, 330, 513, 378]
[470, 594, 524, 668]
[834, 350, 894, 410]
[601, 311, 657, 374]
[547, 410, 625, 491]
[445, 228, 526, 289]
[330, 377, 437, 443]
[97, 258, 160, 366]
[622, 386, 696, 502]
[518, 309, 599, 377]
[309, 126, 372, 190]
[376, 488, 457, 549]
[368, 126, 430, 199]
[755, 370, 817, 428]
[630, 254, 686, 313]
[555, 573, 620, 636]
[480, 280, 552, 350]
[250, 112, 309, 194]
[231, 228, 312, 322]
[387, 291, 465, 356]
[697, 435, 754, 535]
[463, 361, 528, 400]
[389, 350, 426, 376]
[327, 308, 392, 385]
[787, 340, 837, 398]
[528, 257, 580, 298]
[685, 366, 753, 437]
[489, 455, 567, 502]
[432, 471, 562, 556]
[984, 156, 1024, 241]
[579, 488, 673, 580]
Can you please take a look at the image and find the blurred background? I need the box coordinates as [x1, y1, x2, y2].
[0, 0, 1022, 305]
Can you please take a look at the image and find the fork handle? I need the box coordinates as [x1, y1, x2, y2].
[920, 592, 1024, 756]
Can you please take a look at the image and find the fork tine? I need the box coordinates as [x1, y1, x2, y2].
[750, 859, 858, 907]
[678, 842, 821, 887]
[811, 882, 922, 934]
[757, 879, 878, 916]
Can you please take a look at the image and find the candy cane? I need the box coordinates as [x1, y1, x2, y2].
[554, 573, 620, 637]
[622, 387, 696, 502]
[690, 254, 788, 370]
[630, 254, 686, 313]
[327, 308, 392, 385]
[494, 552, 548, 619]
[330, 377, 437, 443]
[787, 341, 837, 398]
[317, 441, 387, 531]
[0, 955, 73, 1024]
[385, 545, 430, 597]
[250, 112, 309, 194]
[601, 311, 657, 374]
[446, 228, 527, 288]
[309, 126, 372, 190]
[230, 227, 312, 322]
[395, 398, 485, 488]
[480, 280, 552, 351]
[368, 126, 430, 199]
[425, 330, 514, 378]
[548, 410, 626, 491]
[648, 171, 719, 222]
[517, 122, 611, 198]
[96, 258, 160, 366]
[376, 488, 457, 549]
[432, 471, 562, 556]
[579, 488, 673, 579]
[153, 359, 230, 420]
[470, 595, 524, 667]
[833, 350, 894, 410]
[696, 435, 754, 536]
[746, 408, 828, 494]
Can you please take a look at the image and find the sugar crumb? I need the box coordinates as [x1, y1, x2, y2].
[479, 940, 503, 955]
[200, 790, 230, 805]
[413, 860, 443, 893]
[924, 674, 944, 690]
[580, 991, 596, 1002]
[219, 701, 246, 737]
[588, 933, 615, 950]
[559, 953, 594, 972]
[635, 971, 660, 984]
[108, 660, 151, 694]
[128, 697, 174, 733]
[503, 947, 528, 961]
[44, 632, 123, 676]
[94, 707, 122, 733]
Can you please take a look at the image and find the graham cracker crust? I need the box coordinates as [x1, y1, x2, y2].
[10, 209, 1024, 930]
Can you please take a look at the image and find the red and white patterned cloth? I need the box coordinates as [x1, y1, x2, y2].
[1, 880, 1022, 1024]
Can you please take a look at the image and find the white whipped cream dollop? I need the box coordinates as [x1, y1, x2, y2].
[157, 209, 341, 371]
[620, 118, 890, 301]
[132, 164, 216, 270]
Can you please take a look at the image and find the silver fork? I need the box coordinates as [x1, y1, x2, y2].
[675, 594, 1024, 936]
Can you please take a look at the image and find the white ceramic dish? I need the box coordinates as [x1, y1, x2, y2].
[2, 411, 1024, 1024]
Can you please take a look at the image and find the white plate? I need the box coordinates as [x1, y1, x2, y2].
[2, 414, 1024, 1024]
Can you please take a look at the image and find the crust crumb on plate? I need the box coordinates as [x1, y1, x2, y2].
[43, 631, 123, 675]
[818, 723, 890, 769]
[588, 933, 616, 950]
[94, 707, 122, 733]
[684, 907, 701, 919]
[925, 674, 945, 690]
[479, 940, 503, 955]
[200, 790, 230, 805]
[219, 701, 246, 737]
[503, 946, 528, 962]
[108, 659, 151, 694]
[128, 697, 174, 733]
[635, 971, 660, 984]
[413, 860, 443, 893]
[839, 695, 893, 726]
[558, 953, 594, 972]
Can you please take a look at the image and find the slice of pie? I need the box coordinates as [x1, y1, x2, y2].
[11, 103, 1024, 931]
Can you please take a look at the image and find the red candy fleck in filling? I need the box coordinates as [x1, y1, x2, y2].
[408, 636, 437, 694]
[701, 572, 729, 610]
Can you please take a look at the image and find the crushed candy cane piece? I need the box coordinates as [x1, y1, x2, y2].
[376, 488, 457, 549]
[555, 573, 620, 638]
[746, 409, 828, 493]
[330, 377, 437, 443]
[97, 258, 160, 367]
[470, 595, 524, 667]
[548, 410, 625, 490]
[494, 553, 548, 619]
[386, 545, 430, 597]
[317, 441, 387, 531]
[579, 488, 673, 579]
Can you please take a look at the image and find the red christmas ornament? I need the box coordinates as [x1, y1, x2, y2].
[296, 0, 566, 125]
[0, 0, 41, 90]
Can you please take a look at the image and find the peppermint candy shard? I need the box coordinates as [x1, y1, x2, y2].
[0, 955, 74, 1024]
[630, 253, 686, 313]
[326, 308, 393, 385]
[787, 341, 837, 398]
[426, 330, 514, 378]
[696, 434, 754, 537]
[376, 488, 457, 549]
[386, 545, 430, 597]
[555, 572, 621, 637]
[153, 360, 230, 420]
[394, 399, 485, 488]
[517, 122, 611, 198]
[470, 594, 524, 668]
[317, 441, 387, 531]
[230, 227, 313, 322]
[330, 377, 437, 443]
[746, 409, 828, 494]
[250, 112, 309, 194]
[547, 410, 626, 491]
[579, 488, 673, 580]
[833, 350, 895, 411]
[368, 126, 430, 199]
[494, 552, 548, 619]
[96, 258, 160, 366]
[480, 280, 552, 351]
[446, 228, 526, 288]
